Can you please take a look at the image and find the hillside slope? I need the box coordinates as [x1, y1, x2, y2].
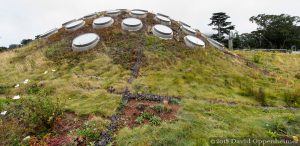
[0, 10, 299, 145]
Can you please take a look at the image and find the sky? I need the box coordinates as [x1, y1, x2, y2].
[0, 0, 299, 47]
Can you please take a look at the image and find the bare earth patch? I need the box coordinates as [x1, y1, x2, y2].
[121, 99, 180, 128]
[28, 112, 89, 146]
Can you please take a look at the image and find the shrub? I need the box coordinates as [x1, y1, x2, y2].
[75, 124, 99, 143]
[169, 98, 180, 105]
[149, 116, 162, 126]
[8, 96, 64, 135]
[135, 116, 144, 124]
[151, 104, 164, 113]
[141, 112, 153, 120]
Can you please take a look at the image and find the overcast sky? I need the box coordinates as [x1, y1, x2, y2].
[0, 0, 299, 47]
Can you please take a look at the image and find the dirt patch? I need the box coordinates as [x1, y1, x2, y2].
[52, 112, 88, 134]
[121, 99, 179, 128]
[28, 112, 89, 146]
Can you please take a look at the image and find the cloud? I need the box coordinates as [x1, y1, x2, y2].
[0, 0, 299, 47]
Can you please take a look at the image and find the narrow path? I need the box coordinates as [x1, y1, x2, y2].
[128, 46, 143, 83]
[96, 90, 129, 146]
[96, 45, 144, 145]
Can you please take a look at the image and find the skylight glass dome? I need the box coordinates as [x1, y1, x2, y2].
[121, 18, 143, 31]
[181, 25, 197, 35]
[179, 21, 191, 27]
[72, 33, 100, 52]
[154, 15, 171, 25]
[106, 10, 121, 17]
[151, 24, 173, 39]
[40, 28, 58, 38]
[62, 19, 77, 27]
[93, 17, 114, 29]
[129, 9, 148, 18]
[65, 20, 85, 32]
[184, 35, 205, 48]
[83, 13, 98, 19]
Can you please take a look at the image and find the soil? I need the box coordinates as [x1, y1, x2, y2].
[52, 112, 88, 134]
[29, 112, 89, 146]
[121, 99, 180, 128]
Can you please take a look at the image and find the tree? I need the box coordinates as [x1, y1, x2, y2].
[0, 46, 8, 52]
[9, 44, 21, 49]
[21, 39, 33, 46]
[250, 14, 300, 49]
[239, 32, 261, 49]
[208, 12, 235, 42]
[232, 31, 241, 49]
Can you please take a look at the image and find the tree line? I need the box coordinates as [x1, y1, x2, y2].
[0, 39, 32, 52]
[209, 13, 300, 50]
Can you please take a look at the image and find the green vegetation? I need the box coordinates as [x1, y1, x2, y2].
[151, 104, 164, 113]
[1, 96, 64, 143]
[149, 116, 162, 126]
[141, 112, 153, 120]
[0, 19, 299, 145]
[169, 98, 180, 105]
[73, 117, 109, 143]
[135, 112, 162, 126]
[135, 116, 144, 125]
[116, 99, 299, 145]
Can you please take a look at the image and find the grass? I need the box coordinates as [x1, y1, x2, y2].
[130, 37, 300, 107]
[0, 17, 299, 145]
[116, 99, 300, 146]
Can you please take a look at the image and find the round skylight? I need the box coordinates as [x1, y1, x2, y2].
[157, 13, 170, 18]
[184, 35, 205, 48]
[93, 17, 114, 29]
[41, 28, 58, 38]
[62, 19, 76, 26]
[121, 18, 143, 31]
[152, 24, 173, 39]
[181, 25, 196, 35]
[179, 21, 191, 27]
[106, 10, 121, 17]
[72, 33, 100, 51]
[84, 13, 97, 19]
[130, 10, 147, 18]
[65, 20, 85, 31]
[155, 15, 171, 25]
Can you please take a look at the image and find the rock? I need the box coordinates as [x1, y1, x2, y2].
[15, 84, 20, 88]
[13, 95, 21, 100]
[23, 136, 30, 141]
[23, 79, 29, 84]
[1, 111, 7, 115]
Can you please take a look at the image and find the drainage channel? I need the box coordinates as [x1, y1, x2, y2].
[96, 90, 129, 146]
[96, 44, 144, 145]
[128, 46, 144, 83]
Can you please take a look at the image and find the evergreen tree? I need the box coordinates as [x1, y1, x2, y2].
[208, 12, 235, 42]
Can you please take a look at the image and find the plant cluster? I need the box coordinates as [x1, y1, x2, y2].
[135, 112, 162, 126]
